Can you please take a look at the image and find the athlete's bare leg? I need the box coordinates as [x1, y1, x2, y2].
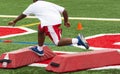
[57, 38, 72, 46]
[38, 30, 45, 46]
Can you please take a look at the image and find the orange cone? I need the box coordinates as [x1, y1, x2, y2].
[77, 22, 83, 30]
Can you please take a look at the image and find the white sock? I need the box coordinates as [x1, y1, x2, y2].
[37, 45, 43, 51]
[72, 38, 78, 44]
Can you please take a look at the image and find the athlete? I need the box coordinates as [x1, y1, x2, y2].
[8, 0, 89, 56]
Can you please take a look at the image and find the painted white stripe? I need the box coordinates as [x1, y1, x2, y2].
[85, 33, 120, 39]
[90, 65, 120, 70]
[29, 63, 47, 67]
[1, 15, 120, 21]
[69, 17, 120, 21]
[0, 26, 37, 38]
[114, 42, 120, 45]
[0, 15, 36, 18]
[29, 63, 120, 70]
[53, 50, 78, 54]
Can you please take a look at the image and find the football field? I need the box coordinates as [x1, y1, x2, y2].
[0, 0, 120, 74]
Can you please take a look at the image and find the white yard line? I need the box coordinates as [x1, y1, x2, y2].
[1, 15, 120, 21]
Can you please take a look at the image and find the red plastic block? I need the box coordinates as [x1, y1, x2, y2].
[46, 50, 120, 73]
[0, 46, 56, 68]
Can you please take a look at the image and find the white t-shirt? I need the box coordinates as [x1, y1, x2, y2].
[23, 1, 65, 27]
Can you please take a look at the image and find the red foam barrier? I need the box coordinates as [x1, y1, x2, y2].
[46, 50, 120, 73]
[0, 46, 56, 68]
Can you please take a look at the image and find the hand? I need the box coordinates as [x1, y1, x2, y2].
[8, 21, 16, 26]
[64, 22, 71, 28]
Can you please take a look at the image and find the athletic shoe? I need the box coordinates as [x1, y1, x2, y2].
[30, 46, 44, 56]
[77, 34, 89, 49]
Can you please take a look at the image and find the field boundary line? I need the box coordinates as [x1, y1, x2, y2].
[1, 15, 120, 21]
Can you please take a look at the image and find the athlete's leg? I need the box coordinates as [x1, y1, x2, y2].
[30, 25, 45, 56]
[47, 25, 78, 46]
[37, 25, 45, 52]
[47, 24, 89, 49]
[57, 38, 72, 46]
[57, 38, 79, 46]
[38, 30, 45, 46]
